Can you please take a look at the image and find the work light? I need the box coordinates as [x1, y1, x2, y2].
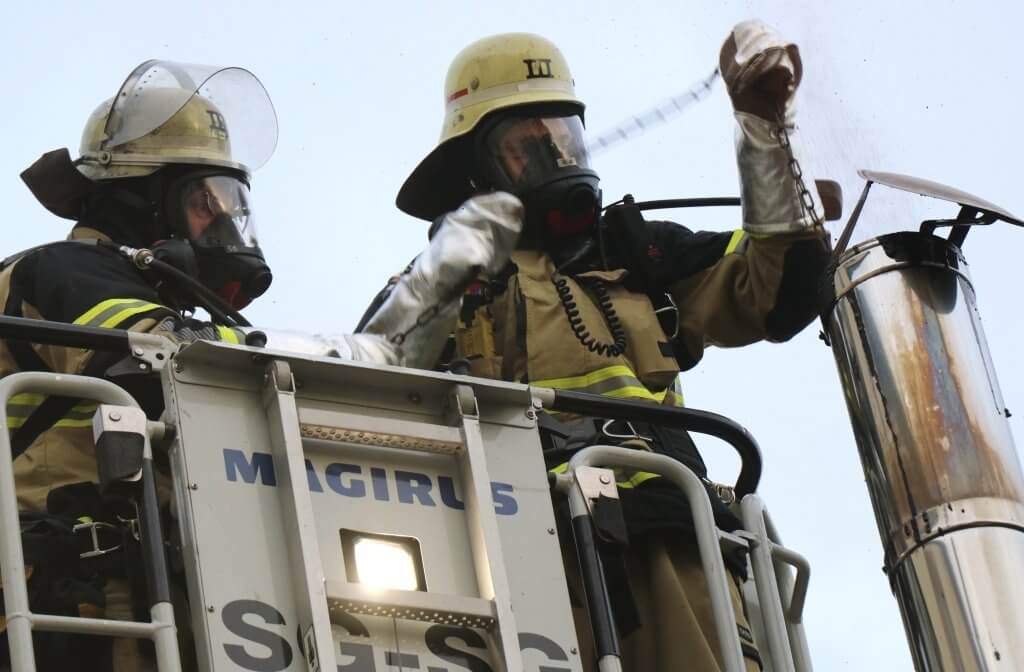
[340, 529, 426, 592]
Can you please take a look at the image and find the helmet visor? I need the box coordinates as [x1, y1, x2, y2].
[179, 175, 258, 249]
[483, 115, 590, 192]
[103, 60, 278, 171]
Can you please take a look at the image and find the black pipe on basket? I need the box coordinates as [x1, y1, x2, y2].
[571, 514, 621, 663]
[0, 315, 132, 352]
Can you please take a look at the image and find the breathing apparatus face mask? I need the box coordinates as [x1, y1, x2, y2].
[168, 173, 272, 309]
[476, 114, 600, 250]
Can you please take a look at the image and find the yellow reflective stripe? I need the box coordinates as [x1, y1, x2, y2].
[7, 397, 97, 415]
[73, 298, 139, 326]
[602, 386, 665, 403]
[73, 298, 165, 328]
[52, 418, 95, 428]
[7, 396, 97, 430]
[663, 388, 685, 407]
[7, 416, 95, 430]
[216, 326, 242, 344]
[724, 229, 746, 255]
[533, 365, 641, 391]
[534, 365, 669, 403]
[548, 461, 662, 489]
[8, 393, 46, 406]
[96, 303, 165, 329]
[616, 471, 661, 489]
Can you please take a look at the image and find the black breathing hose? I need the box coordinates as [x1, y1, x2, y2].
[146, 258, 251, 327]
[98, 242, 251, 328]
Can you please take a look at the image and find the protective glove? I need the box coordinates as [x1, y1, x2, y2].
[243, 192, 523, 368]
[359, 191, 522, 367]
[720, 19, 802, 123]
[720, 20, 823, 234]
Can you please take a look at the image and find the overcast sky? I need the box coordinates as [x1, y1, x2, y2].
[3, 1, 1022, 669]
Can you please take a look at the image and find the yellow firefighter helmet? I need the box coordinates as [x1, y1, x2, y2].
[78, 92, 234, 180]
[76, 59, 278, 181]
[397, 33, 585, 221]
[21, 60, 278, 220]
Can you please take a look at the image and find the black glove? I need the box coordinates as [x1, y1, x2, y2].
[602, 204, 733, 293]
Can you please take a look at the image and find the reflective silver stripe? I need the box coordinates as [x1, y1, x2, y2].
[447, 78, 576, 113]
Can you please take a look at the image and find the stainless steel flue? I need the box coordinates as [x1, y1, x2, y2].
[826, 230, 1024, 671]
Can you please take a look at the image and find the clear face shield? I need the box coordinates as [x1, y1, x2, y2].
[481, 115, 592, 193]
[97, 59, 278, 174]
[162, 171, 271, 310]
[179, 175, 258, 249]
[479, 114, 601, 247]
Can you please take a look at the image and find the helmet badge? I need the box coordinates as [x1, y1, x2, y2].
[523, 59, 553, 79]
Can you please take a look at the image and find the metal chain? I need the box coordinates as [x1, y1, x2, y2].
[388, 268, 483, 346]
[389, 302, 442, 346]
[586, 68, 721, 156]
[774, 104, 821, 225]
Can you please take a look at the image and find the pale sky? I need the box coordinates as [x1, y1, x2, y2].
[3, 1, 1023, 669]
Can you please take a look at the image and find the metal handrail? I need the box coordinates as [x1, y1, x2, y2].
[0, 372, 181, 672]
[539, 388, 763, 497]
[556, 445, 748, 672]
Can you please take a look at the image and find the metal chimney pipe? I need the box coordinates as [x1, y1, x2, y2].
[825, 231, 1024, 670]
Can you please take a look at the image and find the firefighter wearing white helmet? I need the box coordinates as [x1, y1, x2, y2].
[393, 24, 830, 671]
[6, 59, 520, 671]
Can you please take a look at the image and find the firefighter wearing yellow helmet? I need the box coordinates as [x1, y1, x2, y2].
[3, 58, 521, 670]
[394, 24, 830, 671]
[399, 32, 595, 245]
[0, 59, 280, 671]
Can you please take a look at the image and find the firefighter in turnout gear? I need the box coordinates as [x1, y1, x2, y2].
[4, 59, 284, 672]
[395, 24, 830, 671]
[6, 60, 520, 671]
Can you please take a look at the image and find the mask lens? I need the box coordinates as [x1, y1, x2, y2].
[485, 116, 589, 191]
[181, 176, 257, 248]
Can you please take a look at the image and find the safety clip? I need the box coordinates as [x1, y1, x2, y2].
[73, 521, 122, 559]
[600, 419, 653, 444]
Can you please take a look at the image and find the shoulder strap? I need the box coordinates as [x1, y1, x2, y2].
[10, 396, 78, 459]
[4, 252, 54, 374]
[0, 240, 101, 275]
[2, 241, 120, 459]
[9, 350, 122, 461]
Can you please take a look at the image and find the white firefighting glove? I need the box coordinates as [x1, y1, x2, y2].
[720, 20, 823, 234]
[243, 192, 523, 368]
